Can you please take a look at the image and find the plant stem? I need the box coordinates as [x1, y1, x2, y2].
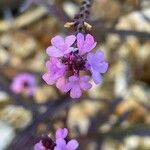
[74, 0, 93, 33]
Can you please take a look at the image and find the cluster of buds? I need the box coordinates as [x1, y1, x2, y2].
[43, 33, 108, 98]
[34, 128, 79, 150]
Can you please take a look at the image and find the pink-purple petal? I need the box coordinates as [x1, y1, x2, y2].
[70, 85, 82, 98]
[34, 142, 45, 150]
[46, 46, 63, 57]
[80, 81, 92, 91]
[51, 35, 64, 49]
[97, 61, 108, 73]
[66, 140, 79, 150]
[77, 33, 84, 51]
[42, 73, 55, 85]
[92, 69, 103, 84]
[65, 35, 76, 47]
[55, 128, 68, 139]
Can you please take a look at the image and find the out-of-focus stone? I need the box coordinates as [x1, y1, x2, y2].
[68, 100, 104, 136]
[63, 2, 78, 18]
[0, 31, 37, 59]
[0, 121, 15, 150]
[116, 9, 150, 32]
[0, 105, 32, 129]
[0, 91, 10, 103]
[0, 46, 9, 66]
[101, 138, 121, 150]
[25, 51, 46, 72]
[116, 82, 150, 123]
[34, 85, 58, 104]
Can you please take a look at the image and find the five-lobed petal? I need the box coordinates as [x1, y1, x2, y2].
[46, 35, 76, 57]
[42, 58, 66, 85]
[64, 75, 92, 98]
[87, 50, 108, 84]
[77, 33, 97, 55]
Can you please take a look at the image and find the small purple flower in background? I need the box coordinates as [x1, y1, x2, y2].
[34, 128, 79, 150]
[87, 50, 108, 84]
[43, 33, 108, 98]
[10, 73, 37, 96]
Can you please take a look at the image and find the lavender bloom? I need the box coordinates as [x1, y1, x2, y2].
[54, 139, 79, 150]
[46, 35, 76, 57]
[42, 58, 66, 85]
[64, 75, 92, 98]
[76, 33, 97, 55]
[87, 50, 108, 84]
[43, 33, 108, 98]
[10, 73, 36, 96]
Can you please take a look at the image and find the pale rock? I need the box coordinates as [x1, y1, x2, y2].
[0, 105, 32, 129]
[0, 121, 15, 150]
[68, 100, 103, 135]
[34, 85, 58, 104]
[0, 46, 9, 65]
[63, 2, 78, 18]
[0, 91, 10, 103]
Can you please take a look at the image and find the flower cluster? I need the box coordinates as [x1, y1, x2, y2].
[10, 73, 37, 96]
[43, 33, 108, 98]
[34, 128, 79, 150]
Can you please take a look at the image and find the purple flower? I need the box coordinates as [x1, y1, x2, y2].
[43, 33, 108, 98]
[64, 75, 92, 98]
[54, 139, 79, 150]
[34, 141, 46, 150]
[46, 35, 76, 57]
[42, 58, 66, 85]
[55, 128, 68, 139]
[34, 128, 79, 150]
[77, 33, 97, 55]
[10, 73, 36, 96]
[87, 50, 108, 84]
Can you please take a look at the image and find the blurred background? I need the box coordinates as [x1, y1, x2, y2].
[0, 0, 150, 150]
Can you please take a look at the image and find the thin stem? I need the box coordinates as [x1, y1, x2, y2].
[74, 0, 93, 33]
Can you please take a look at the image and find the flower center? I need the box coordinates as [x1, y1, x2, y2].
[62, 51, 86, 75]
[41, 135, 56, 150]
[23, 81, 30, 88]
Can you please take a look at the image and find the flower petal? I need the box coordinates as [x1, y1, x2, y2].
[82, 34, 96, 54]
[77, 33, 84, 52]
[34, 142, 45, 150]
[87, 53, 94, 64]
[69, 76, 79, 82]
[51, 35, 64, 49]
[55, 128, 68, 139]
[65, 35, 76, 47]
[70, 85, 82, 98]
[95, 50, 105, 62]
[46, 46, 63, 57]
[55, 139, 66, 148]
[91, 69, 103, 84]
[80, 81, 92, 91]
[97, 61, 108, 73]
[66, 140, 79, 150]
[42, 73, 55, 85]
